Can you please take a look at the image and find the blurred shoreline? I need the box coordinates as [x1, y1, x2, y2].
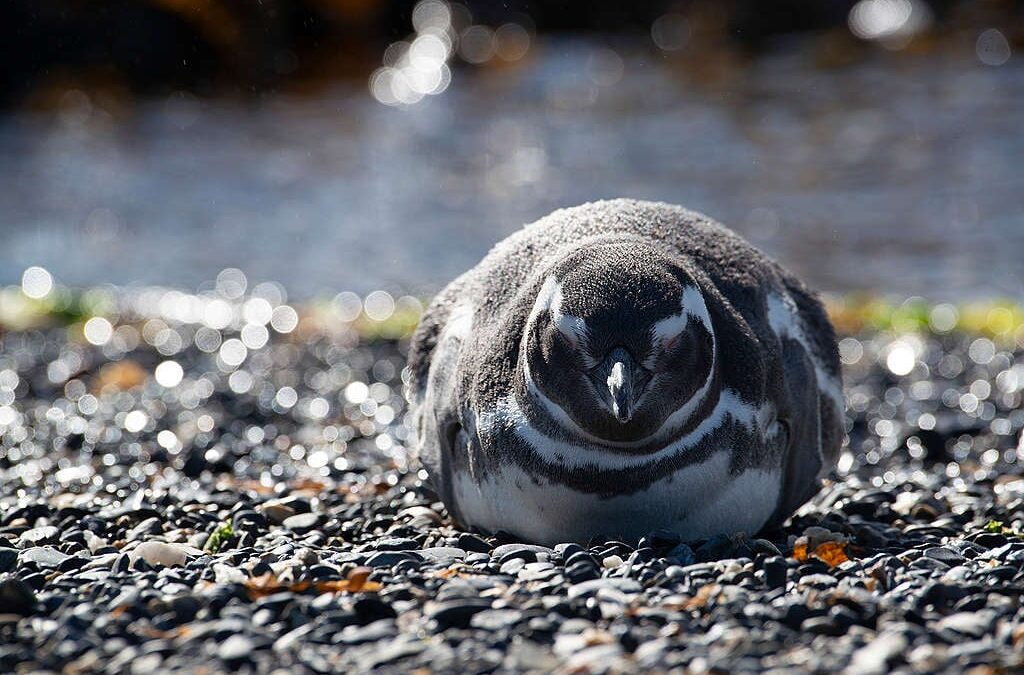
[1, 1, 1022, 301]
[3, 40, 1022, 300]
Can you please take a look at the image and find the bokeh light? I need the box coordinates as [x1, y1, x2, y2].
[848, 0, 931, 48]
[123, 410, 149, 433]
[495, 24, 531, 62]
[363, 291, 395, 322]
[886, 340, 916, 376]
[270, 305, 299, 333]
[155, 360, 185, 388]
[651, 13, 690, 52]
[976, 29, 1012, 67]
[334, 292, 363, 322]
[21, 267, 54, 299]
[369, 0, 531, 107]
[219, 338, 248, 368]
[83, 317, 114, 346]
[460, 25, 496, 64]
[587, 48, 625, 87]
[371, 0, 456, 106]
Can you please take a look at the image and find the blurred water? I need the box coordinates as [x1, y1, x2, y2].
[1, 40, 1022, 300]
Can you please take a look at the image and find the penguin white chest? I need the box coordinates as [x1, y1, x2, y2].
[451, 449, 782, 546]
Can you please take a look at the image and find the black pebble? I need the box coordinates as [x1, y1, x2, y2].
[0, 548, 17, 573]
[427, 598, 492, 630]
[457, 533, 492, 553]
[0, 577, 36, 616]
[762, 556, 788, 590]
[353, 597, 397, 624]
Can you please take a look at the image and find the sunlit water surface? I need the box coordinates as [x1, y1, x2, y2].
[2, 41, 1022, 300]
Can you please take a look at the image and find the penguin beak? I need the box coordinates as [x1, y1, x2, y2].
[602, 347, 640, 423]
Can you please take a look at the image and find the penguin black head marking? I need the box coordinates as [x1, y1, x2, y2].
[521, 240, 716, 444]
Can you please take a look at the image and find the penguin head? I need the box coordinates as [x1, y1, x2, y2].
[522, 240, 717, 444]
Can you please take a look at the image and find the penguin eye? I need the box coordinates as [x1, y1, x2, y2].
[661, 334, 681, 353]
[543, 316, 598, 370]
[645, 328, 684, 371]
[554, 327, 576, 351]
[540, 319, 576, 358]
[650, 311, 688, 358]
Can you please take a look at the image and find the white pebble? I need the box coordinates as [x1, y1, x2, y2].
[602, 555, 624, 569]
[129, 541, 198, 568]
[214, 563, 248, 584]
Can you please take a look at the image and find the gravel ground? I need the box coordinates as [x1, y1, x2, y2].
[2, 285, 1024, 673]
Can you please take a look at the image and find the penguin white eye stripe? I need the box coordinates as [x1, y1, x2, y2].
[526, 276, 563, 332]
[651, 313, 688, 347]
[654, 286, 712, 340]
[527, 276, 588, 349]
[647, 286, 713, 367]
[528, 277, 554, 310]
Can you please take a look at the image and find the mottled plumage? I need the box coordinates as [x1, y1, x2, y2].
[407, 199, 843, 545]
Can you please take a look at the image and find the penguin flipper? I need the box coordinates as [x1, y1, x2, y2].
[412, 295, 473, 527]
[765, 337, 824, 529]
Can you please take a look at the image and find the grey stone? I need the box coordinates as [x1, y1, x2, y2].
[18, 526, 59, 547]
[282, 513, 321, 533]
[218, 634, 253, 662]
[567, 578, 642, 600]
[19, 547, 70, 568]
[418, 547, 466, 564]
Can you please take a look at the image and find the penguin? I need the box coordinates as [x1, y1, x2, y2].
[406, 199, 843, 546]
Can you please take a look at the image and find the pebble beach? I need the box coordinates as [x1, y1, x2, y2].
[2, 276, 1024, 673]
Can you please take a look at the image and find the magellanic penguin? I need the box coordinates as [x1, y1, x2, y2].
[406, 199, 843, 546]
